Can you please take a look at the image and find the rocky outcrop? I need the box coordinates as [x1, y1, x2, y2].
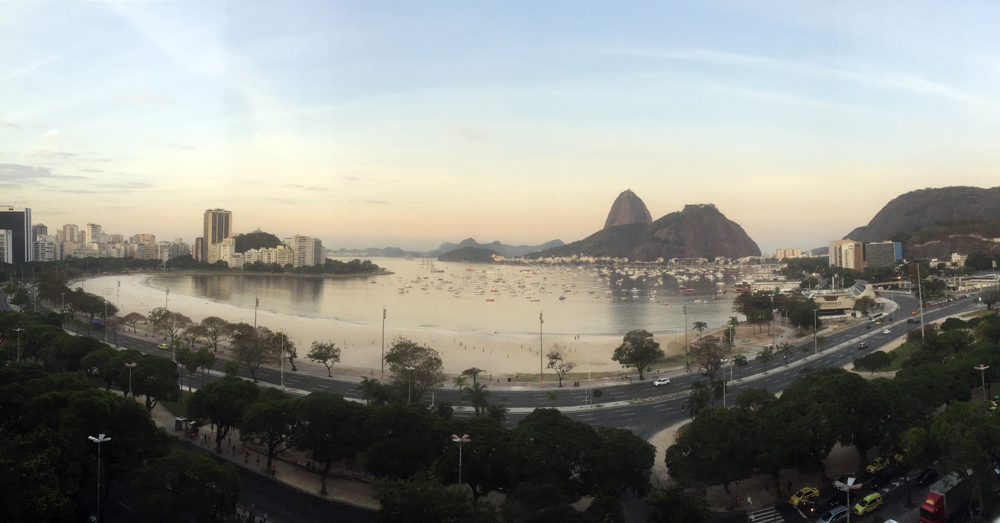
[628, 204, 761, 260]
[604, 189, 653, 230]
[437, 247, 500, 263]
[844, 186, 1000, 242]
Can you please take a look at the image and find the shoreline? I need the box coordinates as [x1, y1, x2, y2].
[136, 268, 394, 279]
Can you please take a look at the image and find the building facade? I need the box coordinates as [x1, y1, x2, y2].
[775, 248, 802, 259]
[863, 241, 902, 269]
[63, 224, 80, 243]
[829, 239, 865, 270]
[85, 223, 102, 245]
[203, 209, 232, 262]
[0, 206, 32, 263]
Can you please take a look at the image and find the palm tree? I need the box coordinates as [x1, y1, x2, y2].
[356, 377, 379, 406]
[452, 375, 468, 390]
[547, 390, 560, 408]
[462, 383, 491, 416]
[688, 381, 711, 418]
[692, 321, 708, 337]
[733, 354, 748, 380]
[778, 343, 794, 366]
[755, 347, 774, 374]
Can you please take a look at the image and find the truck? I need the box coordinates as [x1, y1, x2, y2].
[919, 472, 972, 523]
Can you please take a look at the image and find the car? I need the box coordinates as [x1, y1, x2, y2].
[653, 378, 670, 387]
[789, 487, 819, 507]
[914, 468, 938, 487]
[883, 329, 890, 334]
[870, 469, 893, 490]
[817, 506, 848, 523]
[857, 342, 868, 350]
[834, 473, 857, 489]
[866, 457, 890, 473]
[853, 492, 883, 516]
[157, 343, 169, 350]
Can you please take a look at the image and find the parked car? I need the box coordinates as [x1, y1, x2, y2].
[790, 487, 819, 507]
[870, 469, 893, 490]
[653, 377, 670, 387]
[914, 468, 939, 487]
[817, 506, 848, 523]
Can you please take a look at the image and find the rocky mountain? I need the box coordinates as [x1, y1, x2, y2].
[891, 218, 1000, 260]
[431, 238, 564, 258]
[530, 197, 760, 261]
[437, 246, 500, 263]
[327, 247, 421, 258]
[604, 189, 653, 230]
[845, 186, 1000, 243]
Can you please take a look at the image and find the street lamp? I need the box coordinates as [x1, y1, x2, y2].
[406, 366, 415, 404]
[254, 296, 259, 330]
[840, 475, 860, 523]
[165, 288, 169, 310]
[683, 304, 689, 371]
[125, 362, 138, 398]
[88, 433, 111, 523]
[539, 311, 544, 383]
[381, 307, 386, 377]
[813, 309, 818, 356]
[13, 327, 23, 362]
[61, 292, 66, 324]
[451, 434, 471, 485]
[976, 364, 990, 405]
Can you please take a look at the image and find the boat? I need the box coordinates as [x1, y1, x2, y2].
[559, 296, 566, 300]
[486, 298, 495, 302]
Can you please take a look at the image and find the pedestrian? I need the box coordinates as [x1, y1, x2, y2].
[787, 480, 792, 492]
[271, 465, 276, 476]
[256, 455, 260, 466]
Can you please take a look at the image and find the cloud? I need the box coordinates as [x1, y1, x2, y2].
[93, 181, 154, 191]
[0, 163, 85, 185]
[43, 129, 59, 137]
[283, 184, 329, 192]
[455, 127, 489, 141]
[1, 54, 62, 83]
[168, 143, 198, 150]
[266, 197, 296, 204]
[0, 119, 21, 128]
[135, 94, 177, 105]
[33, 150, 77, 158]
[604, 47, 988, 106]
[80, 168, 105, 173]
[352, 200, 390, 205]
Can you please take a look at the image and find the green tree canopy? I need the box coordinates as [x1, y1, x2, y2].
[611, 330, 663, 380]
[187, 376, 260, 453]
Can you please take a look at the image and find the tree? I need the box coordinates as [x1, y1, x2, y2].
[199, 316, 233, 352]
[506, 409, 604, 500]
[195, 348, 216, 387]
[306, 341, 341, 377]
[131, 354, 180, 412]
[81, 346, 125, 391]
[595, 426, 656, 497]
[187, 376, 260, 453]
[854, 296, 875, 316]
[733, 354, 748, 380]
[384, 337, 445, 402]
[646, 486, 709, 523]
[451, 375, 468, 391]
[361, 403, 447, 479]
[122, 312, 145, 333]
[462, 367, 486, 385]
[375, 472, 490, 523]
[181, 324, 206, 350]
[461, 383, 491, 416]
[973, 316, 1000, 346]
[270, 330, 297, 371]
[755, 346, 774, 374]
[687, 381, 712, 417]
[146, 307, 192, 341]
[230, 323, 279, 382]
[777, 342, 794, 366]
[295, 392, 362, 495]
[240, 388, 300, 472]
[980, 289, 1000, 310]
[356, 376, 379, 406]
[689, 336, 729, 382]
[666, 406, 757, 496]
[130, 449, 240, 523]
[692, 321, 708, 337]
[852, 351, 893, 377]
[929, 401, 1000, 500]
[175, 346, 201, 393]
[734, 387, 775, 412]
[546, 347, 576, 387]
[611, 330, 663, 380]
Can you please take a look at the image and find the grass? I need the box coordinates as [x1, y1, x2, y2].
[883, 341, 921, 372]
[161, 390, 194, 418]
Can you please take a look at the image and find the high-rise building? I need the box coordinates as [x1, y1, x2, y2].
[32, 235, 57, 262]
[775, 248, 802, 259]
[63, 224, 80, 243]
[0, 230, 13, 264]
[864, 241, 902, 268]
[32, 223, 48, 240]
[829, 239, 865, 270]
[85, 223, 102, 245]
[203, 209, 232, 262]
[193, 237, 204, 261]
[0, 206, 32, 263]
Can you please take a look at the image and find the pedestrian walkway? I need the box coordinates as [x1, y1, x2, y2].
[748, 506, 785, 523]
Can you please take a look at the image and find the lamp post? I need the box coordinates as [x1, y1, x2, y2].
[381, 307, 386, 376]
[88, 433, 111, 523]
[406, 366, 415, 404]
[683, 304, 689, 371]
[813, 309, 818, 356]
[254, 296, 259, 330]
[916, 263, 926, 340]
[539, 311, 544, 383]
[116, 280, 120, 312]
[280, 330, 285, 392]
[165, 288, 169, 310]
[104, 298, 108, 344]
[61, 292, 65, 324]
[976, 364, 990, 405]
[451, 434, 471, 485]
[124, 362, 137, 397]
[13, 327, 23, 362]
[841, 475, 858, 523]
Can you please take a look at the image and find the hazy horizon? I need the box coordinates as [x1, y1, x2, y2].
[3, 2, 999, 254]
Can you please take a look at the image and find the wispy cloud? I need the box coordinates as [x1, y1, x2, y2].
[454, 127, 489, 141]
[0, 163, 85, 185]
[44, 129, 59, 137]
[604, 47, 988, 106]
[283, 184, 328, 192]
[168, 143, 198, 150]
[33, 150, 77, 158]
[266, 197, 296, 204]
[353, 200, 390, 205]
[94, 181, 154, 191]
[0, 119, 21, 128]
[80, 168, 105, 173]
[0, 54, 61, 83]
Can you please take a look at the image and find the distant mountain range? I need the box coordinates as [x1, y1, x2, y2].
[326, 238, 564, 259]
[529, 192, 761, 261]
[437, 246, 501, 263]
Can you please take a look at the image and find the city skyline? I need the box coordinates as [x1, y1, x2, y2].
[3, 2, 1000, 253]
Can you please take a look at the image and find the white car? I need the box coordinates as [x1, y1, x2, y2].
[883, 329, 890, 334]
[653, 377, 670, 386]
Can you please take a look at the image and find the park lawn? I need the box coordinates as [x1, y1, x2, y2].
[161, 390, 194, 418]
[885, 341, 921, 372]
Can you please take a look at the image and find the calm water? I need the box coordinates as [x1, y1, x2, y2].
[146, 258, 742, 337]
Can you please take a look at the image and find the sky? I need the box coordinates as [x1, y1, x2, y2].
[2, 1, 999, 253]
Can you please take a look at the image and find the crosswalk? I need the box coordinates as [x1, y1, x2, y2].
[749, 506, 785, 523]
